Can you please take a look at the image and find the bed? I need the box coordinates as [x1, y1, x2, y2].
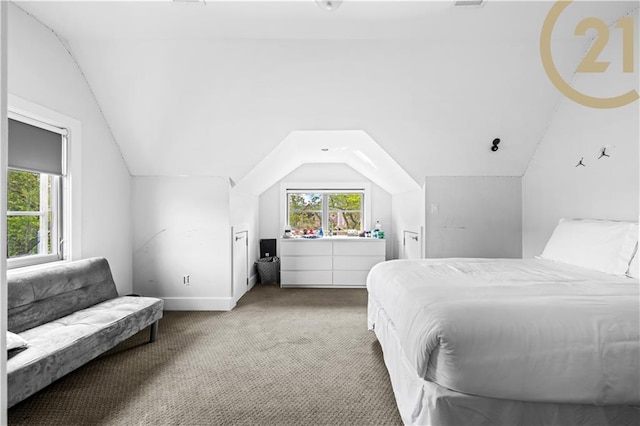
[367, 219, 640, 425]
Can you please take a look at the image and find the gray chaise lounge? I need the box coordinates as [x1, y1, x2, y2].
[7, 257, 164, 408]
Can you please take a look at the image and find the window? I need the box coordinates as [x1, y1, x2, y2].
[287, 192, 322, 232]
[7, 117, 67, 268]
[7, 170, 61, 260]
[287, 190, 364, 236]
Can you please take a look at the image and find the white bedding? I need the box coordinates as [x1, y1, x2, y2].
[370, 297, 640, 426]
[367, 258, 640, 405]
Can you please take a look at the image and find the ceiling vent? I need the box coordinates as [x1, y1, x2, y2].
[453, 0, 485, 6]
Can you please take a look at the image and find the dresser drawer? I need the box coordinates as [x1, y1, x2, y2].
[333, 270, 370, 286]
[333, 241, 385, 256]
[281, 255, 332, 271]
[281, 270, 333, 286]
[280, 241, 333, 256]
[332, 255, 384, 271]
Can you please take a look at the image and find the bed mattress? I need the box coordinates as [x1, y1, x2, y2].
[370, 296, 640, 426]
[366, 258, 640, 405]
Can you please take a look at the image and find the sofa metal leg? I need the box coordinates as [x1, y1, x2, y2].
[149, 321, 159, 343]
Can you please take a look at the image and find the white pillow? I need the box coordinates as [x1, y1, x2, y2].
[7, 331, 28, 351]
[540, 218, 639, 275]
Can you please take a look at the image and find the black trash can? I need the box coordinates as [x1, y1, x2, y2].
[255, 256, 280, 284]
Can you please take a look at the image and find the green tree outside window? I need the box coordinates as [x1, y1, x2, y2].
[6, 169, 53, 258]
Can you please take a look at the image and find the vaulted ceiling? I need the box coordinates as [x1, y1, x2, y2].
[14, 1, 637, 191]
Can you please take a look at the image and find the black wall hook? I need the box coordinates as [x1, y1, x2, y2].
[598, 147, 610, 159]
[491, 138, 500, 152]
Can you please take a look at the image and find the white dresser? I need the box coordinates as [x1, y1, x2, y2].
[280, 238, 386, 288]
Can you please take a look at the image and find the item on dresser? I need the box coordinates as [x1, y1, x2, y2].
[374, 220, 382, 238]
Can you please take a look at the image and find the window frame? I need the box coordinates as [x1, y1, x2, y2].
[7, 96, 81, 270]
[281, 182, 372, 236]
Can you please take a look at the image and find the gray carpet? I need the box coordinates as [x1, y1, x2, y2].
[8, 284, 402, 425]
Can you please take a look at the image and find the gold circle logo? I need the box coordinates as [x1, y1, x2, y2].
[540, 0, 639, 109]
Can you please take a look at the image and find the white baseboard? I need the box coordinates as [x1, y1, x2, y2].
[248, 273, 258, 290]
[162, 297, 234, 311]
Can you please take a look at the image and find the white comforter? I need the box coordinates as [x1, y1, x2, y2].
[367, 258, 640, 405]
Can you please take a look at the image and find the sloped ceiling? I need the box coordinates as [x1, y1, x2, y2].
[235, 130, 421, 195]
[14, 1, 638, 190]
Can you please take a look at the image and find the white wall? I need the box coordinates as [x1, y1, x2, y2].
[522, 12, 639, 258]
[7, 4, 133, 293]
[230, 189, 260, 285]
[425, 177, 522, 259]
[259, 163, 393, 260]
[391, 187, 425, 259]
[132, 176, 232, 310]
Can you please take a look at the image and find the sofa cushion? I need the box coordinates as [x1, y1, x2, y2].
[8, 258, 119, 333]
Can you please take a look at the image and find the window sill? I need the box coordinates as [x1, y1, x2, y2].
[7, 258, 67, 275]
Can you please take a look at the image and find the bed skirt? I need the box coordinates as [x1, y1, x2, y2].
[369, 298, 640, 426]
